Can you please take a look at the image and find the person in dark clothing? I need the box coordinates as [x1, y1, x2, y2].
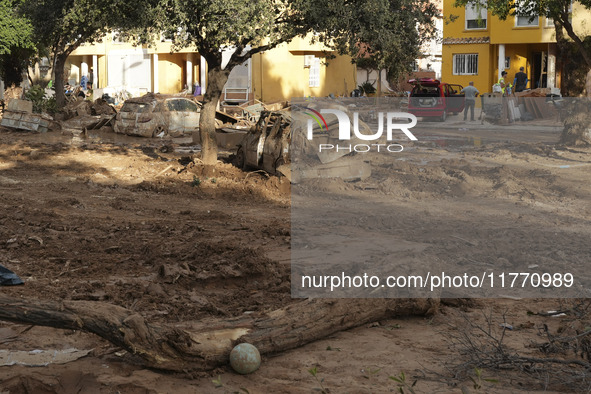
[513, 67, 528, 92]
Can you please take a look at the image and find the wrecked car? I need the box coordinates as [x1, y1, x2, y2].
[113, 94, 201, 137]
[236, 105, 372, 183]
[236, 110, 291, 179]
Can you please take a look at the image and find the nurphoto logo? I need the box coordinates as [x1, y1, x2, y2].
[304, 108, 418, 153]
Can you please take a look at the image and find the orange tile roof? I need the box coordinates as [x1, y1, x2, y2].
[442, 37, 490, 45]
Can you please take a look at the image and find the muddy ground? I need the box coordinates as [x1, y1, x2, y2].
[0, 117, 590, 393]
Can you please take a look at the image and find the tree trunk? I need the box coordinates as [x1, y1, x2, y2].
[553, 18, 591, 145]
[54, 53, 68, 109]
[0, 294, 437, 372]
[558, 18, 591, 98]
[197, 64, 230, 165]
[560, 98, 591, 146]
[561, 20, 591, 69]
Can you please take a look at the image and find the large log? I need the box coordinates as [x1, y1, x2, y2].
[0, 294, 437, 372]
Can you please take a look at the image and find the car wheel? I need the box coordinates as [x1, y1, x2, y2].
[235, 146, 246, 169]
[439, 111, 447, 122]
[153, 125, 167, 138]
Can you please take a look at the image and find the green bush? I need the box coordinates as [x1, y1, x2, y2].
[24, 85, 57, 115]
[358, 81, 376, 95]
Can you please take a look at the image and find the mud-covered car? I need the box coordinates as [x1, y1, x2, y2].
[236, 110, 291, 179]
[113, 94, 201, 137]
[235, 106, 372, 183]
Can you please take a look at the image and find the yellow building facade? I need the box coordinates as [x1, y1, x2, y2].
[68, 33, 357, 103]
[442, 0, 591, 95]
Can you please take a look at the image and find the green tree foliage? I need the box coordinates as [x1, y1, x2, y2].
[158, 0, 436, 163]
[0, 0, 35, 86]
[0, 0, 33, 55]
[305, 0, 438, 84]
[157, 0, 307, 164]
[20, 0, 154, 107]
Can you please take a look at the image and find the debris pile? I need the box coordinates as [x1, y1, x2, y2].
[3, 86, 23, 101]
[91, 98, 117, 116]
[60, 98, 116, 120]
[59, 99, 93, 120]
[214, 101, 289, 149]
[0, 99, 53, 133]
[217, 100, 289, 129]
[480, 88, 561, 123]
[513, 88, 560, 120]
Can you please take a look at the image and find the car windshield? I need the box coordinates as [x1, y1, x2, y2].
[121, 102, 151, 113]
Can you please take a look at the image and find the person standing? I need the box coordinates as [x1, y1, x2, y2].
[497, 71, 515, 124]
[460, 81, 480, 121]
[80, 74, 88, 90]
[513, 66, 528, 92]
[498, 71, 508, 95]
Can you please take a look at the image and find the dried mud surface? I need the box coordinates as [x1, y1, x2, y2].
[0, 123, 590, 393]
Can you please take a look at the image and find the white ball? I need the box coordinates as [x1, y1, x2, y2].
[229, 343, 261, 374]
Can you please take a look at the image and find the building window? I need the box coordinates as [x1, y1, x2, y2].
[516, 15, 539, 26]
[465, 1, 487, 29]
[453, 54, 478, 75]
[412, 61, 419, 72]
[309, 57, 320, 87]
[515, 0, 539, 26]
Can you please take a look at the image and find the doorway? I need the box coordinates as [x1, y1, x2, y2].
[532, 52, 547, 89]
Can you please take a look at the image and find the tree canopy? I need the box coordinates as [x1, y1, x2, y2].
[0, 0, 33, 56]
[157, 0, 437, 163]
[305, 0, 438, 82]
[0, 0, 35, 86]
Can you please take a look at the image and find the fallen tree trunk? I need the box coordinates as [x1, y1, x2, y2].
[0, 294, 437, 372]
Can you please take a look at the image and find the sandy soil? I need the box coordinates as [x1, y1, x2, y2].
[0, 117, 590, 393]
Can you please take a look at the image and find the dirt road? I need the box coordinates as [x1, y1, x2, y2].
[0, 121, 590, 393]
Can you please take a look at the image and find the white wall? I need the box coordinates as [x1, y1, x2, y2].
[107, 48, 151, 92]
